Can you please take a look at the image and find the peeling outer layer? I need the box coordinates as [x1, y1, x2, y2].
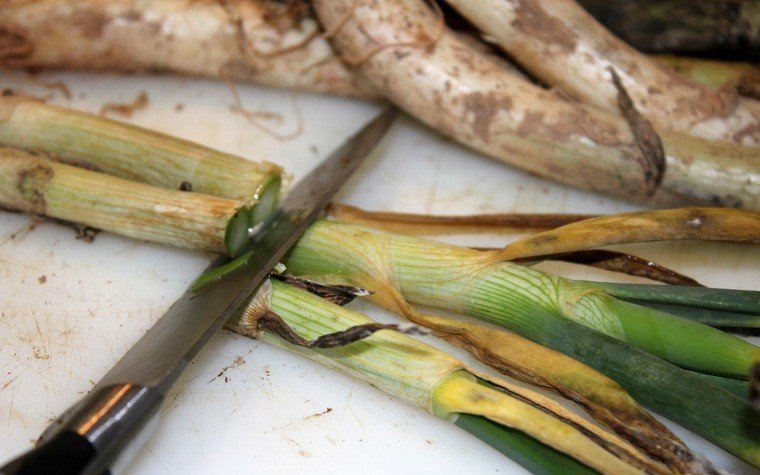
[327, 202, 597, 234]
[497, 207, 760, 261]
[518, 249, 703, 287]
[229, 279, 663, 474]
[250, 278, 416, 347]
[442, 0, 760, 146]
[329, 206, 703, 286]
[609, 68, 665, 197]
[421, 314, 717, 475]
[313, 0, 760, 209]
[227, 278, 466, 411]
[270, 273, 373, 306]
[0, 0, 375, 98]
[257, 310, 420, 348]
[433, 371, 664, 475]
[0, 92, 282, 204]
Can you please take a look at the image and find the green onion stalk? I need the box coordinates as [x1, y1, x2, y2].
[285, 221, 759, 380]
[0, 93, 281, 254]
[282, 220, 760, 467]
[229, 279, 666, 475]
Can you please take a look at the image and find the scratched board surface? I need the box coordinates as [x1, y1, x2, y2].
[0, 72, 758, 475]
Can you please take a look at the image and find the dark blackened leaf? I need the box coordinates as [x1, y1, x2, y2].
[609, 67, 666, 196]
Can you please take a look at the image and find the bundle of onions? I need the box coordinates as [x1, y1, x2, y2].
[1, 100, 758, 473]
[230, 278, 671, 475]
[2, 0, 760, 208]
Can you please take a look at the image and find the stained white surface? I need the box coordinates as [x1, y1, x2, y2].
[0, 72, 758, 474]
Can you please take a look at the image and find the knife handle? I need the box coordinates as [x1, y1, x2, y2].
[0, 384, 163, 475]
[0, 431, 101, 475]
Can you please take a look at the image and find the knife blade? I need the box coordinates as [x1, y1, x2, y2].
[0, 107, 397, 475]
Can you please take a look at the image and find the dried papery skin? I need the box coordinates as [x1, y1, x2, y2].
[229, 279, 663, 475]
[443, 0, 760, 146]
[327, 202, 597, 233]
[525, 250, 703, 287]
[497, 207, 760, 260]
[419, 313, 717, 475]
[0, 0, 375, 98]
[608, 67, 665, 196]
[328, 205, 703, 286]
[327, 207, 703, 286]
[432, 372, 661, 475]
[313, 0, 760, 209]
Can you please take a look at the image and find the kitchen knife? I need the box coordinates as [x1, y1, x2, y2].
[0, 107, 397, 475]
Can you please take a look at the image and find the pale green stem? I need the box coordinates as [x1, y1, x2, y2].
[284, 220, 759, 378]
[0, 96, 281, 203]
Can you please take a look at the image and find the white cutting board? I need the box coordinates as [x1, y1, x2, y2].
[0, 72, 758, 475]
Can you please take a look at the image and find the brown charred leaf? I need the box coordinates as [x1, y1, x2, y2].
[327, 202, 596, 231]
[271, 273, 373, 306]
[256, 311, 426, 349]
[481, 245, 701, 286]
[609, 67, 665, 196]
[541, 249, 703, 286]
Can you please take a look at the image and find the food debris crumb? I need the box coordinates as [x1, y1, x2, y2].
[304, 407, 333, 420]
[37, 275, 46, 284]
[208, 355, 247, 383]
[99, 91, 149, 118]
